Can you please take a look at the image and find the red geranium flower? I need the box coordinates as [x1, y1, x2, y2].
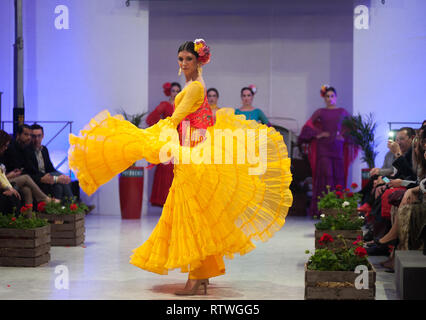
[335, 185, 343, 190]
[351, 183, 359, 189]
[347, 192, 354, 198]
[37, 201, 46, 212]
[319, 233, 334, 244]
[26, 204, 33, 208]
[354, 247, 368, 258]
[352, 236, 363, 245]
[20, 206, 28, 213]
[11, 217, 16, 222]
[344, 188, 350, 192]
[70, 203, 78, 211]
[335, 191, 343, 198]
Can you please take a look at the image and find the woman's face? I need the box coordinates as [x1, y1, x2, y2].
[207, 91, 218, 106]
[178, 50, 198, 78]
[170, 85, 181, 100]
[324, 90, 337, 107]
[241, 89, 254, 106]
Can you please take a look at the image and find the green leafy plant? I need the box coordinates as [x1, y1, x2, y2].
[306, 234, 370, 271]
[120, 109, 148, 128]
[317, 183, 361, 211]
[36, 197, 88, 215]
[315, 212, 364, 231]
[342, 113, 378, 168]
[0, 213, 48, 229]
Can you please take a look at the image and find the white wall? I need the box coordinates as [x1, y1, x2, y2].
[148, 0, 354, 136]
[0, 0, 14, 123]
[353, 0, 426, 185]
[1, 0, 150, 216]
[146, 0, 354, 207]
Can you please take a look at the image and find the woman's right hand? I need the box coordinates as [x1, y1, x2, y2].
[316, 131, 330, 139]
[3, 188, 21, 200]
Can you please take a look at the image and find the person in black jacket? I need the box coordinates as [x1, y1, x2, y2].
[0, 124, 32, 175]
[362, 127, 416, 248]
[26, 124, 74, 201]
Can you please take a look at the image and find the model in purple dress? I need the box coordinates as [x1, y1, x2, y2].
[298, 86, 356, 217]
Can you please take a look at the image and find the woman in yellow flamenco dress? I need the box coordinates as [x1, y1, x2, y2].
[68, 39, 293, 295]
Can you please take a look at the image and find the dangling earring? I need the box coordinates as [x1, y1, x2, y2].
[197, 65, 202, 76]
[178, 67, 182, 76]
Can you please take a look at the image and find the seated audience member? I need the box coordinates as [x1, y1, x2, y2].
[359, 128, 416, 242]
[366, 125, 426, 270]
[25, 124, 74, 202]
[0, 130, 23, 214]
[369, 151, 396, 178]
[0, 124, 32, 173]
[359, 150, 396, 207]
[0, 129, 59, 209]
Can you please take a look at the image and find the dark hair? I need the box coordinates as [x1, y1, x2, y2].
[0, 129, 12, 148]
[207, 88, 219, 98]
[170, 82, 181, 90]
[398, 127, 416, 138]
[30, 123, 44, 134]
[178, 41, 199, 58]
[325, 87, 337, 96]
[241, 87, 254, 96]
[17, 124, 31, 135]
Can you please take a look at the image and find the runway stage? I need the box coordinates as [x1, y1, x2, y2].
[0, 214, 398, 300]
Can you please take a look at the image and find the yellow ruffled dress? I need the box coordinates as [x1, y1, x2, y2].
[68, 81, 293, 279]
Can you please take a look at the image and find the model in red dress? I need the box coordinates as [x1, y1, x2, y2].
[146, 82, 181, 206]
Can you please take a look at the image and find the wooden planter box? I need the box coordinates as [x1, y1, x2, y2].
[37, 213, 85, 246]
[315, 229, 363, 249]
[0, 225, 51, 267]
[320, 208, 358, 218]
[305, 263, 376, 300]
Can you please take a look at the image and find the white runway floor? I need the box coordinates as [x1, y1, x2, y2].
[0, 213, 398, 300]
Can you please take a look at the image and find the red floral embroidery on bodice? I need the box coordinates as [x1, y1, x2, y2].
[175, 95, 213, 147]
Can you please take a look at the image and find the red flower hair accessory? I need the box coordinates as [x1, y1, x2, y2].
[320, 84, 331, 97]
[162, 82, 172, 97]
[194, 38, 211, 65]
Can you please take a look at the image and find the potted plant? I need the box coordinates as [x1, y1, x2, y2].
[35, 198, 87, 246]
[315, 211, 364, 249]
[118, 109, 148, 219]
[317, 183, 361, 217]
[342, 113, 378, 188]
[0, 210, 51, 267]
[304, 235, 376, 300]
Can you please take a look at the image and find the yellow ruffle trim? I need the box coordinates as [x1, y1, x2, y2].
[68, 108, 293, 275]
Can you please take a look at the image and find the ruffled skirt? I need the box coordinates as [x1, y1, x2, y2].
[68, 108, 293, 276]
